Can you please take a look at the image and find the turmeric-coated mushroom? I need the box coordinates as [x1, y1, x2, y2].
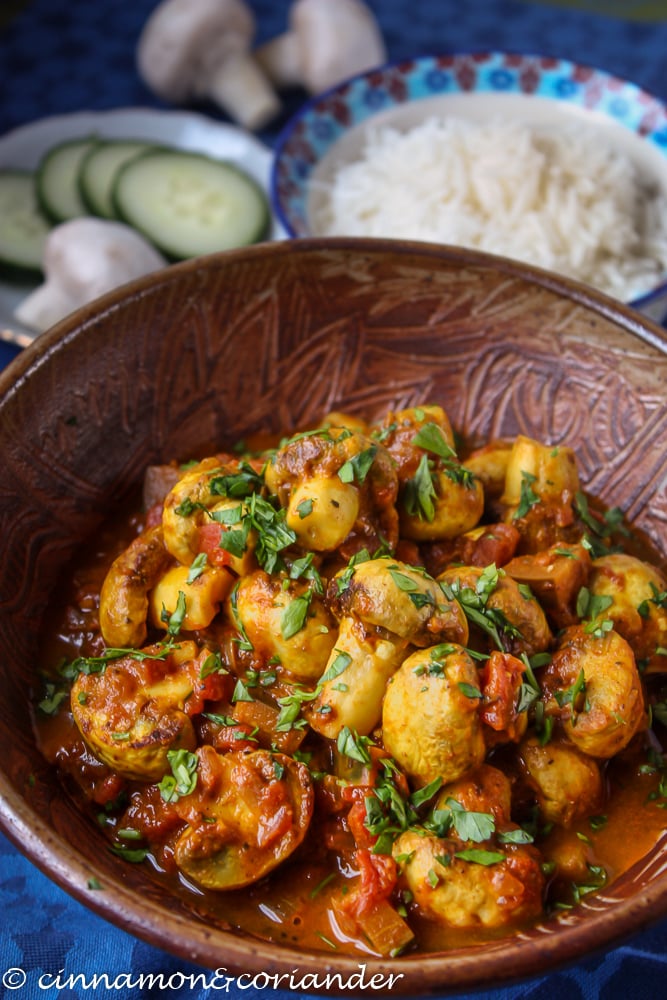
[382, 644, 485, 787]
[588, 553, 667, 673]
[230, 569, 336, 680]
[517, 736, 604, 828]
[99, 525, 173, 648]
[71, 642, 201, 781]
[542, 625, 645, 758]
[329, 555, 468, 647]
[392, 829, 544, 930]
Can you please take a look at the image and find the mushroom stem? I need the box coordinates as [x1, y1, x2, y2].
[136, 0, 283, 131]
[14, 282, 78, 334]
[204, 52, 282, 131]
[254, 32, 302, 89]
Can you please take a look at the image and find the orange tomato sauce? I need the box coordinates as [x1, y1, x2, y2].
[33, 420, 667, 958]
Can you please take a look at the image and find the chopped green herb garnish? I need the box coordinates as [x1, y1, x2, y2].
[186, 552, 208, 583]
[289, 552, 324, 594]
[209, 463, 264, 499]
[310, 872, 336, 898]
[199, 651, 227, 679]
[458, 682, 482, 699]
[275, 686, 319, 732]
[441, 798, 496, 843]
[411, 422, 475, 487]
[229, 582, 254, 651]
[232, 678, 254, 703]
[498, 828, 534, 845]
[410, 777, 443, 809]
[513, 471, 540, 519]
[161, 590, 187, 635]
[454, 848, 505, 865]
[589, 814, 608, 831]
[320, 650, 352, 684]
[337, 725, 372, 764]
[158, 748, 198, 803]
[281, 588, 313, 640]
[554, 668, 589, 720]
[110, 844, 149, 863]
[38, 682, 68, 715]
[296, 498, 314, 519]
[403, 453, 437, 522]
[338, 446, 377, 485]
[59, 639, 178, 680]
[574, 492, 627, 557]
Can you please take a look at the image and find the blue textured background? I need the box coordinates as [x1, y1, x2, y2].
[1, 1, 667, 142]
[1, 2, 667, 996]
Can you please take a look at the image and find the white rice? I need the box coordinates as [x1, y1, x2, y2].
[316, 117, 667, 301]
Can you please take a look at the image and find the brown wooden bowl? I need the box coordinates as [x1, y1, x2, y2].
[1, 238, 666, 995]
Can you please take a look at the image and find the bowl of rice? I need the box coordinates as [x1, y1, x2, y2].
[271, 53, 667, 322]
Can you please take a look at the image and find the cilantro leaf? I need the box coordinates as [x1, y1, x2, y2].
[280, 589, 313, 640]
[513, 471, 540, 519]
[338, 446, 377, 485]
[59, 640, 178, 680]
[320, 650, 352, 684]
[186, 552, 208, 583]
[337, 726, 372, 764]
[158, 749, 198, 803]
[443, 798, 496, 842]
[403, 454, 437, 522]
[161, 590, 187, 635]
[454, 848, 505, 865]
[411, 422, 455, 460]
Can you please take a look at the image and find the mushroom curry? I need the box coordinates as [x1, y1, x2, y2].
[35, 403, 667, 957]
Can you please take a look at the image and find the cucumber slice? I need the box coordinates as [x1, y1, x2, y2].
[112, 149, 270, 259]
[37, 136, 97, 223]
[0, 170, 52, 277]
[79, 139, 157, 219]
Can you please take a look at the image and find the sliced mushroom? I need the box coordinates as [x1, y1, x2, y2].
[174, 747, 313, 889]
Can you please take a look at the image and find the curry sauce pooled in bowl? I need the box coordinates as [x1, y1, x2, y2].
[34, 399, 667, 957]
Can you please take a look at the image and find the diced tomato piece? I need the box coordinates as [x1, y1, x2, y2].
[344, 848, 398, 917]
[469, 523, 520, 568]
[91, 773, 126, 806]
[213, 724, 257, 753]
[480, 650, 525, 741]
[121, 784, 182, 839]
[197, 522, 233, 568]
[257, 784, 293, 848]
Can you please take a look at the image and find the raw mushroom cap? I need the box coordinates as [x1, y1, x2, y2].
[43, 219, 166, 299]
[137, 0, 281, 129]
[292, 0, 387, 94]
[137, 0, 256, 103]
[14, 218, 166, 332]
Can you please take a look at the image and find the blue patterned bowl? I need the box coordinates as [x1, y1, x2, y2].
[271, 53, 667, 321]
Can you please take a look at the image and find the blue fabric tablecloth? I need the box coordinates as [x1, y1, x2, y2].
[1, 2, 667, 996]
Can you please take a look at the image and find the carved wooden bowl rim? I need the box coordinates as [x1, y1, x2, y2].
[1, 238, 666, 995]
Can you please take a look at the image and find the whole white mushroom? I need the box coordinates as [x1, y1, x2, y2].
[137, 0, 281, 130]
[14, 218, 167, 333]
[256, 0, 387, 95]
